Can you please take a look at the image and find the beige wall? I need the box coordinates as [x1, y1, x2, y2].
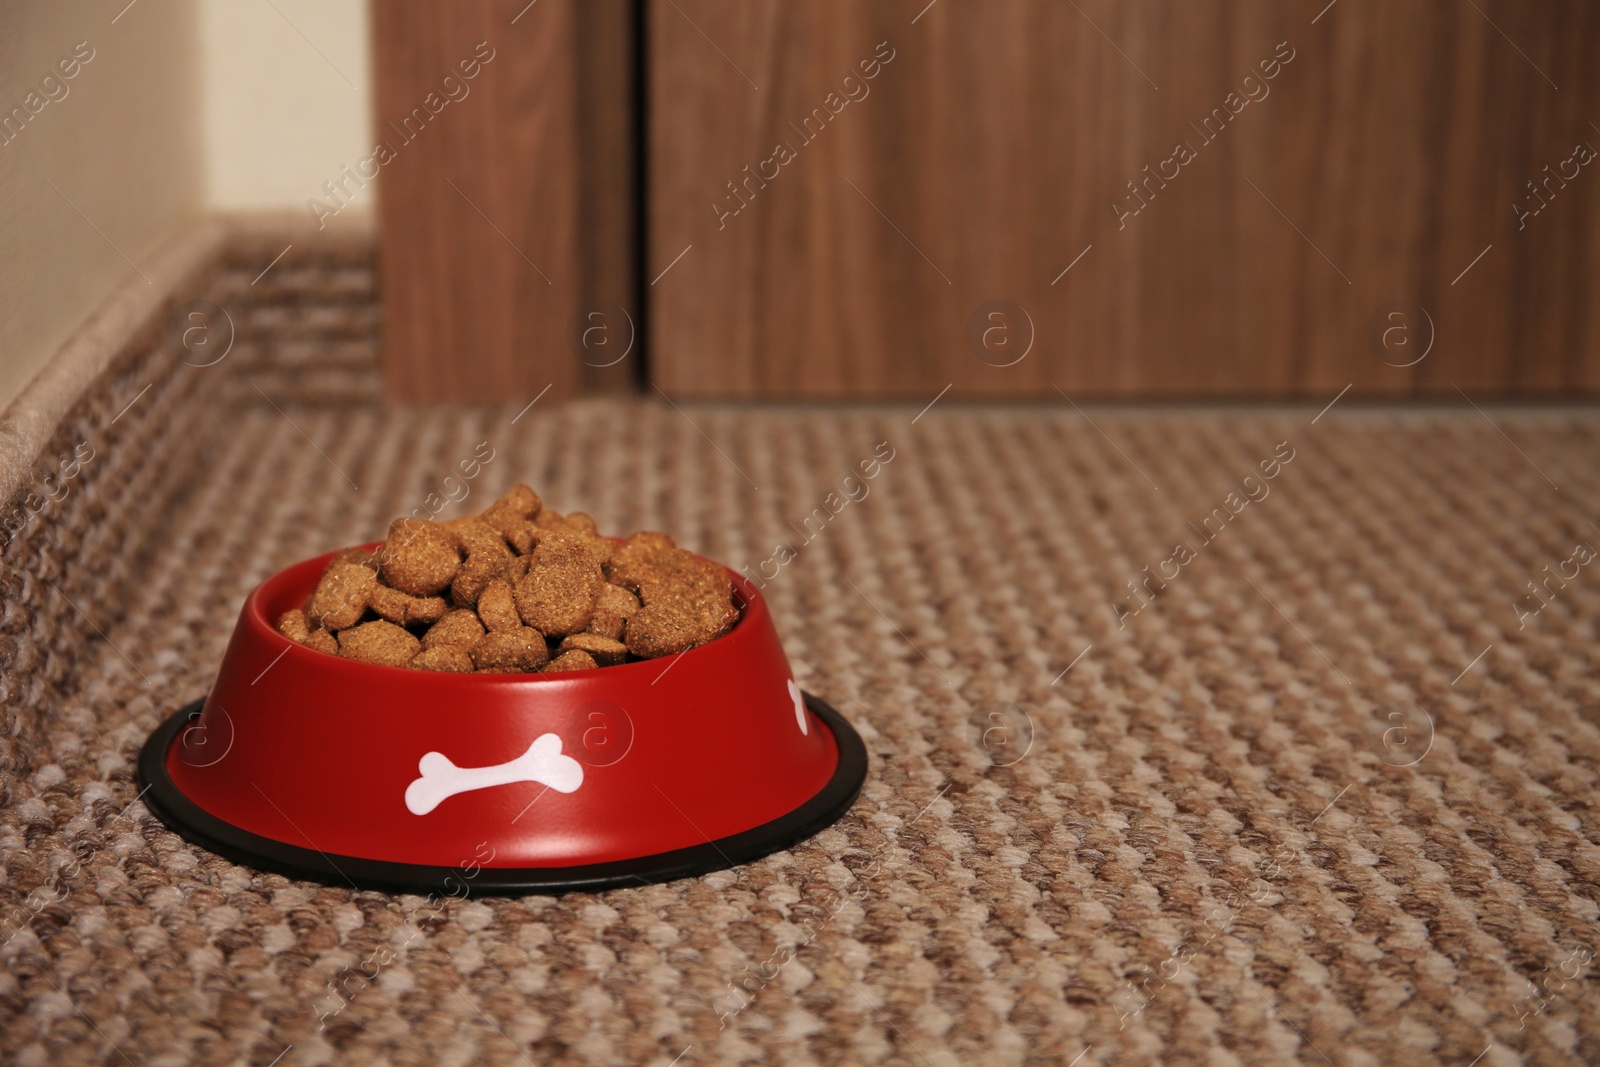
[0, 0, 374, 418]
[0, 0, 204, 414]
[199, 0, 372, 214]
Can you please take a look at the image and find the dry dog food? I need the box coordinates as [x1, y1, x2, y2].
[276, 486, 740, 672]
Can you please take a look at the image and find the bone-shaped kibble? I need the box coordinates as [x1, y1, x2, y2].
[405, 733, 584, 815]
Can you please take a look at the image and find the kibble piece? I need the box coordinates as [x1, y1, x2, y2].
[514, 534, 603, 636]
[423, 608, 485, 651]
[338, 619, 422, 667]
[450, 543, 513, 606]
[532, 509, 609, 545]
[638, 549, 731, 603]
[576, 534, 616, 568]
[559, 632, 627, 666]
[605, 531, 677, 591]
[444, 516, 508, 558]
[413, 646, 475, 673]
[309, 562, 376, 630]
[536, 531, 592, 563]
[544, 649, 598, 673]
[369, 584, 408, 621]
[703, 596, 741, 639]
[480, 484, 541, 535]
[634, 531, 676, 552]
[369, 585, 449, 627]
[277, 609, 312, 643]
[586, 583, 639, 639]
[366, 585, 409, 627]
[303, 629, 339, 655]
[618, 543, 737, 658]
[469, 628, 549, 672]
[624, 595, 739, 659]
[504, 520, 539, 555]
[599, 582, 641, 617]
[587, 611, 623, 641]
[623, 603, 700, 658]
[380, 519, 461, 596]
[620, 604, 678, 658]
[405, 595, 449, 625]
[476, 579, 521, 633]
[328, 545, 379, 570]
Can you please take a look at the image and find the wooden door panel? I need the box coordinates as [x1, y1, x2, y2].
[647, 0, 1600, 398]
[373, 0, 636, 404]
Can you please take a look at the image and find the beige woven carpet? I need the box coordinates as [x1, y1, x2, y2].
[2, 252, 1599, 1066]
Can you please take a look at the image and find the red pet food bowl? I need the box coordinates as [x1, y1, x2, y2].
[138, 548, 867, 894]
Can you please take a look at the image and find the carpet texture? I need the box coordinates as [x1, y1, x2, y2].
[1, 246, 1598, 1066]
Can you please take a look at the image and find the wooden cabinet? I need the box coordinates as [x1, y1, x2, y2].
[374, 0, 1600, 402]
[372, 0, 635, 404]
[646, 0, 1600, 398]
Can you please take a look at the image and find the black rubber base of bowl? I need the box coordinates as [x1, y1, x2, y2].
[137, 693, 868, 896]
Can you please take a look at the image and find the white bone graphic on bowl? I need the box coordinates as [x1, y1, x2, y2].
[787, 678, 808, 736]
[405, 733, 584, 816]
